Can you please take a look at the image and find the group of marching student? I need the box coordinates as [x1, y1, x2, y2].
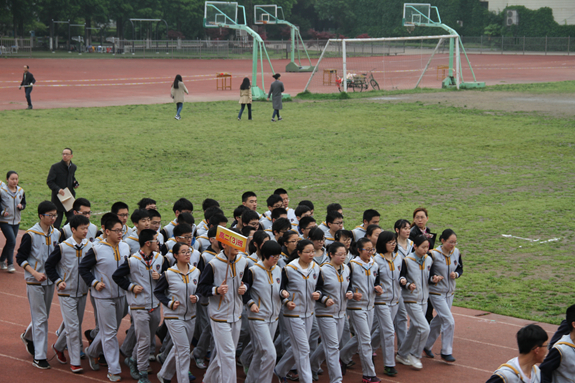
[14, 187, 469, 383]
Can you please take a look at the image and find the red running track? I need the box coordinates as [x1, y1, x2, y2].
[1, 54, 574, 111]
[0, 232, 560, 383]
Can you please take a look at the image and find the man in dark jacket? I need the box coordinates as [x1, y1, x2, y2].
[19, 65, 36, 109]
[46, 148, 79, 228]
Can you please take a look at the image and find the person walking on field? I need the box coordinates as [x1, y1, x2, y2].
[170, 74, 189, 120]
[267, 73, 284, 122]
[46, 148, 79, 229]
[19, 65, 36, 110]
[238, 77, 253, 120]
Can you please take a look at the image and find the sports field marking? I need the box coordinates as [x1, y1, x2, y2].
[502, 234, 560, 243]
[454, 336, 516, 351]
[452, 312, 555, 334]
[428, 358, 493, 374]
[0, 352, 110, 382]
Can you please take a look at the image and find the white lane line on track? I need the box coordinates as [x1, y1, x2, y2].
[0, 352, 110, 382]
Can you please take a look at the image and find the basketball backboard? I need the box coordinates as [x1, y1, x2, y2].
[254, 5, 278, 24]
[204, 1, 239, 27]
[403, 3, 432, 26]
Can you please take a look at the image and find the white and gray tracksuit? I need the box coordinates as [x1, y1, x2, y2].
[195, 219, 208, 237]
[373, 252, 403, 368]
[61, 222, 98, 243]
[542, 334, 575, 383]
[124, 234, 141, 256]
[259, 212, 273, 230]
[0, 185, 25, 225]
[276, 259, 321, 383]
[425, 246, 463, 356]
[154, 264, 200, 383]
[490, 357, 541, 383]
[340, 258, 380, 378]
[192, 248, 218, 361]
[45, 237, 92, 366]
[310, 263, 352, 383]
[16, 223, 61, 361]
[198, 252, 248, 383]
[113, 251, 166, 373]
[242, 261, 282, 383]
[352, 224, 366, 242]
[398, 253, 434, 359]
[79, 240, 130, 375]
[393, 240, 413, 349]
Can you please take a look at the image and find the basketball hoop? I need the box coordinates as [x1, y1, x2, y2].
[406, 24, 415, 34]
[262, 20, 268, 24]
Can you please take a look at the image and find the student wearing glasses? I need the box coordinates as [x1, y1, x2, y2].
[111, 201, 130, 239]
[60, 198, 98, 242]
[309, 227, 328, 266]
[325, 211, 344, 246]
[339, 237, 383, 383]
[124, 209, 151, 255]
[113, 229, 167, 383]
[242, 241, 283, 383]
[16, 201, 62, 370]
[79, 216, 131, 382]
[423, 229, 463, 363]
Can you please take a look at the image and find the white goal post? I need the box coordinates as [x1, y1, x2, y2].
[304, 34, 460, 93]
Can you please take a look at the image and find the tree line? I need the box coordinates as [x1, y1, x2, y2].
[2, 0, 574, 41]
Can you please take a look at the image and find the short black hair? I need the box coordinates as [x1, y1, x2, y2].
[261, 241, 282, 261]
[272, 218, 291, 235]
[73, 198, 91, 212]
[298, 200, 314, 211]
[177, 212, 195, 226]
[308, 226, 325, 241]
[38, 200, 57, 216]
[335, 229, 353, 241]
[173, 223, 193, 237]
[207, 226, 218, 239]
[204, 206, 224, 221]
[234, 205, 249, 219]
[363, 209, 380, 222]
[516, 324, 548, 354]
[209, 214, 228, 228]
[105, 216, 122, 231]
[366, 224, 381, 237]
[241, 209, 260, 224]
[100, 212, 117, 227]
[566, 304, 575, 331]
[267, 194, 283, 208]
[202, 198, 220, 211]
[70, 214, 90, 230]
[326, 210, 343, 224]
[376, 231, 397, 254]
[173, 198, 193, 213]
[138, 229, 158, 247]
[63, 147, 73, 154]
[271, 208, 288, 220]
[295, 204, 311, 218]
[148, 209, 161, 219]
[298, 216, 316, 230]
[326, 203, 342, 213]
[273, 188, 288, 195]
[242, 191, 257, 202]
[241, 225, 255, 237]
[137, 198, 156, 209]
[111, 201, 129, 214]
[327, 242, 346, 257]
[131, 209, 150, 224]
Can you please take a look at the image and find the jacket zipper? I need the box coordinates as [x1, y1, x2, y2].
[75, 253, 80, 297]
[184, 274, 189, 319]
[148, 265, 153, 310]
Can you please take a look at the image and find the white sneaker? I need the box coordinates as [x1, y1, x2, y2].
[7, 264, 15, 273]
[396, 354, 412, 366]
[0, 261, 7, 270]
[195, 357, 207, 369]
[410, 354, 423, 369]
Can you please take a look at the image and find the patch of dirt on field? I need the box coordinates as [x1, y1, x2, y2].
[368, 91, 575, 118]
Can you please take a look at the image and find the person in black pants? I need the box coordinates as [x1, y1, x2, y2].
[19, 65, 36, 109]
[46, 148, 79, 228]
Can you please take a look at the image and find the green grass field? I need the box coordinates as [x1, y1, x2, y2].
[1, 87, 574, 324]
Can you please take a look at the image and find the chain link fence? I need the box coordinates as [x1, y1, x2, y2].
[1, 36, 572, 59]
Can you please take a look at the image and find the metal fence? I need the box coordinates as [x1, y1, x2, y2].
[1, 36, 572, 58]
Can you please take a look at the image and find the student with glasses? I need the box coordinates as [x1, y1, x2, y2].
[124, 209, 151, 255]
[339, 237, 383, 383]
[111, 201, 130, 239]
[309, 227, 328, 266]
[423, 229, 463, 363]
[60, 198, 98, 242]
[325, 211, 344, 246]
[16, 201, 62, 369]
[279, 230, 299, 266]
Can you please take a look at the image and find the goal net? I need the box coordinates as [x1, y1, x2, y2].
[304, 35, 459, 93]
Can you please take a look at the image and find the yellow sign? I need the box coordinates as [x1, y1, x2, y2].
[216, 225, 247, 252]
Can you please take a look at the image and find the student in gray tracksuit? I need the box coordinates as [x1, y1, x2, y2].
[16, 201, 61, 369]
[310, 242, 353, 383]
[124, 209, 151, 255]
[0, 171, 26, 272]
[79, 216, 131, 381]
[424, 229, 463, 362]
[339, 237, 383, 383]
[397, 234, 442, 371]
[45, 215, 93, 372]
[113, 229, 167, 383]
[373, 231, 403, 377]
[539, 304, 575, 383]
[275, 239, 322, 383]
[393, 219, 412, 350]
[242, 241, 283, 383]
[486, 324, 548, 383]
[198, 229, 248, 383]
[155, 242, 201, 383]
[59, 198, 98, 242]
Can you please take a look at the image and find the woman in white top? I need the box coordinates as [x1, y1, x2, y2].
[170, 74, 189, 120]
